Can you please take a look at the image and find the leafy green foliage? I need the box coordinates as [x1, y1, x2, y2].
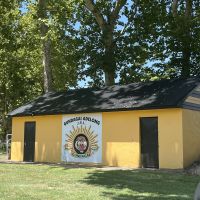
[0, 0, 199, 137]
[0, 0, 41, 137]
[149, 0, 200, 78]
[0, 0, 79, 137]
[70, 1, 157, 86]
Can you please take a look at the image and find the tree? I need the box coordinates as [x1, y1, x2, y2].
[0, 0, 79, 138]
[70, 0, 165, 86]
[37, 0, 53, 92]
[151, 0, 200, 78]
[84, 0, 127, 86]
[172, 0, 193, 77]
[18, 0, 80, 92]
[0, 0, 43, 137]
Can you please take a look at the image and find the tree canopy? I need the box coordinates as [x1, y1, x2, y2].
[0, 0, 199, 137]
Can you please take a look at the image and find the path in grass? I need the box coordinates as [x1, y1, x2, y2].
[0, 163, 199, 200]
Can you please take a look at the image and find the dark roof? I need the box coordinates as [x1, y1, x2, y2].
[8, 77, 200, 117]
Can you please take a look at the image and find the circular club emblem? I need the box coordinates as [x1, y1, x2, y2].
[74, 134, 89, 154]
[64, 125, 99, 158]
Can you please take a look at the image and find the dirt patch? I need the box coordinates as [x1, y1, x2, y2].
[0, 153, 7, 162]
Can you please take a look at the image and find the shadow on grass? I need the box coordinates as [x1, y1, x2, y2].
[0, 161, 199, 199]
[81, 169, 198, 200]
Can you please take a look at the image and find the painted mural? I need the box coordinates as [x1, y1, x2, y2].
[62, 113, 102, 163]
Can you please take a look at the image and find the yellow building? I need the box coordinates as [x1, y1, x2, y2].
[9, 78, 200, 169]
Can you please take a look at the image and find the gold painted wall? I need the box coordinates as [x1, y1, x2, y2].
[11, 117, 25, 161]
[11, 115, 62, 162]
[182, 109, 200, 168]
[11, 109, 184, 169]
[102, 109, 183, 169]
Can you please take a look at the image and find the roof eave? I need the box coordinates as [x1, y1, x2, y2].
[9, 105, 182, 118]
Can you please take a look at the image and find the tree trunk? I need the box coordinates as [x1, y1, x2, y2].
[172, 0, 192, 78]
[181, 0, 192, 78]
[43, 37, 53, 92]
[104, 69, 115, 86]
[181, 49, 191, 77]
[185, 0, 192, 19]
[103, 45, 116, 86]
[38, 0, 53, 93]
[172, 0, 178, 17]
[102, 26, 116, 86]
[84, 0, 127, 86]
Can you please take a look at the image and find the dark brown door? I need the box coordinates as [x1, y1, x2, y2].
[24, 122, 36, 162]
[140, 117, 159, 168]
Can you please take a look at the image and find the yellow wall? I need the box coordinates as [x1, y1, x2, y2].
[102, 109, 183, 169]
[11, 115, 62, 162]
[11, 117, 25, 161]
[182, 109, 200, 168]
[11, 109, 184, 169]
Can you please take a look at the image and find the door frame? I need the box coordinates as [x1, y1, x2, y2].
[23, 121, 36, 162]
[139, 117, 159, 169]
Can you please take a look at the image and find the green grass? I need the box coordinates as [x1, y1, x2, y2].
[0, 163, 199, 200]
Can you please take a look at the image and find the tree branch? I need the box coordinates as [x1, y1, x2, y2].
[110, 0, 127, 24]
[185, 0, 192, 19]
[84, 0, 106, 30]
[116, 0, 137, 39]
[172, 0, 178, 18]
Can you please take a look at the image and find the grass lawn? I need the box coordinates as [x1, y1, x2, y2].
[0, 163, 199, 200]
